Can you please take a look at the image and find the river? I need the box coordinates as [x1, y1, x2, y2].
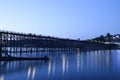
[0, 50, 120, 80]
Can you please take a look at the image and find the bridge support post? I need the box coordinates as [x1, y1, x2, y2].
[0, 46, 2, 58]
[0, 32, 2, 58]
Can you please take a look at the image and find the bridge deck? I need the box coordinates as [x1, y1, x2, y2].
[0, 30, 118, 60]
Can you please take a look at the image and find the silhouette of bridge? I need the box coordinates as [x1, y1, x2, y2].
[0, 30, 118, 59]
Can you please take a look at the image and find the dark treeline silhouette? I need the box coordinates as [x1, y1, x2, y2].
[88, 33, 120, 43]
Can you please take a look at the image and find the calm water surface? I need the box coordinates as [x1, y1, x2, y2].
[1, 50, 120, 80]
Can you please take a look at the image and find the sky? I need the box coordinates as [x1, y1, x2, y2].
[0, 0, 120, 40]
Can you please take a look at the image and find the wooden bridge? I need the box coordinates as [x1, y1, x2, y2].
[0, 30, 118, 60]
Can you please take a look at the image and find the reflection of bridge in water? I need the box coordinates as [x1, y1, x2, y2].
[0, 60, 48, 80]
[0, 60, 47, 74]
[0, 30, 118, 59]
[0, 50, 118, 80]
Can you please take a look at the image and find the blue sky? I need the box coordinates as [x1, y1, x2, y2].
[0, 0, 120, 39]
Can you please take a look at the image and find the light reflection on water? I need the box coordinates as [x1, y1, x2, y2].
[0, 75, 4, 80]
[1, 50, 120, 80]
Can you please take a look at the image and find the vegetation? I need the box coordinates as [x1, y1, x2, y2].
[91, 33, 120, 44]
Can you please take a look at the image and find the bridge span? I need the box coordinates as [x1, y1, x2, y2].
[0, 30, 118, 58]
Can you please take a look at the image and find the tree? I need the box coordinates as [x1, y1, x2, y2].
[106, 33, 113, 43]
[99, 35, 105, 43]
